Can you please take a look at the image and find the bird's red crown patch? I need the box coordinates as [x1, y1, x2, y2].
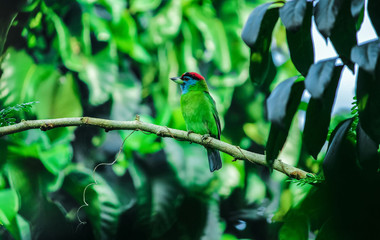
[181, 72, 205, 81]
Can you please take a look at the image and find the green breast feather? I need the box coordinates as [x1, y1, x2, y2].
[180, 91, 221, 139]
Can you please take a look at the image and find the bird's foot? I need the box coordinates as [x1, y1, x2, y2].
[187, 130, 194, 143]
[201, 134, 210, 143]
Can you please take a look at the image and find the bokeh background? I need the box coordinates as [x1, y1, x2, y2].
[0, 0, 341, 239]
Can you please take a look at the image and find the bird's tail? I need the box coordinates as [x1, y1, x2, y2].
[206, 148, 222, 172]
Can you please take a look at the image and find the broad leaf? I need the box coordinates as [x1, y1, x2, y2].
[241, 2, 280, 48]
[351, 0, 365, 18]
[36, 72, 82, 119]
[0, 189, 19, 226]
[304, 58, 337, 99]
[63, 168, 121, 240]
[314, 0, 344, 38]
[242, 2, 280, 85]
[329, 0, 357, 68]
[186, 6, 231, 72]
[303, 65, 343, 158]
[282, 1, 314, 76]
[350, 39, 380, 74]
[356, 122, 379, 172]
[0, 49, 45, 106]
[356, 68, 380, 144]
[279, 0, 307, 31]
[323, 118, 358, 181]
[266, 77, 304, 165]
[78, 43, 118, 106]
[128, 150, 183, 239]
[279, 211, 309, 240]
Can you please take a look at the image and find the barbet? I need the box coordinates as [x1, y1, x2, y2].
[170, 72, 222, 172]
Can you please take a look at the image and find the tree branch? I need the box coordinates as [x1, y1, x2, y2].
[0, 116, 311, 179]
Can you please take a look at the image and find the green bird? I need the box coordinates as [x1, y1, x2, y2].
[170, 72, 222, 172]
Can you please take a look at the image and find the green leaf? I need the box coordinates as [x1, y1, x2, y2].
[266, 77, 304, 165]
[356, 122, 379, 172]
[0, 11, 17, 56]
[130, 0, 161, 12]
[314, 0, 343, 38]
[0, 189, 19, 225]
[329, 1, 357, 68]
[241, 2, 280, 48]
[356, 68, 380, 144]
[368, 0, 380, 36]
[279, 211, 309, 240]
[279, 0, 307, 31]
[266, 77, 304, 128]
[186, 6, 231, 72]
[0, 49, 40, 106]
[147, 0, 181, 47]
[128, 151, 183, 238]
[2, 213, 31, 240]
[315, 217, 340, 240]
[63, 168, 121, 240]
[44, 6, 83, 71]
[241, 2, 280, 85]
[350, 39, 380, 74]
[78, 43, 118, 106]
[351, 0, 365, 18]
[35, 72, 82, 119]
[302, 63, 343, 159]
[323, 118, 358, 181]
[283, 1, 314, 76]
[304, 58, 337, 99]
[111, 11, 151, 63]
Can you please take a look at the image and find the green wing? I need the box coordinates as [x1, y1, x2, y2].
[204, 91, 221, 139]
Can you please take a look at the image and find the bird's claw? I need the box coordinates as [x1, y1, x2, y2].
[201, 134, 210, 142]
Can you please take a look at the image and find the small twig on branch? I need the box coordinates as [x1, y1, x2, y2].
[0, 116, 311, 179]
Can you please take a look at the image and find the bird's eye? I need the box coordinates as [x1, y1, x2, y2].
[183, 76, 190, 81]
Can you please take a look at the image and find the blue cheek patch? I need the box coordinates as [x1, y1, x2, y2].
[180, 79, 198, 94]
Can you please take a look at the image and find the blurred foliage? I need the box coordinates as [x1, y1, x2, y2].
[0, 0, 379, 239]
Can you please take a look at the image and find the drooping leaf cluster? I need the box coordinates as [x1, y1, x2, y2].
[242, 0, 380, 238]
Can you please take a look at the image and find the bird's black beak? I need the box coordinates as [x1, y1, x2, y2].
[170, 76, 184, 84]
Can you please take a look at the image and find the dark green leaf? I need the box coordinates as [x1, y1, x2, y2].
[267, 76, 304, 128]
[303, 65, 343, 159]
[368, 0, 380, 36]
[0, 0, 25, 55]
[63, 168, 121, 240]
[350, 39, 380, 74]
[241, 3, 280, 48]
[279, 0, 307, 31]
[304, 58, 337, 99]
[266, 77, 304, 165]
[323, 118, 358, 181]
[314, 0, 344, 38]
[351, 0, 365, 18]
[315, 217, 341, 240]
[284, 2, 314, 76]
[356, 68, 380, 144]
[128, 151, 183, 238]
[249, 49, 276, 87]
[329, 1, 357, 68]
[242, 3, 280, 85]
[279, 211, 309, 240]
[356, 122, 379, 172]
